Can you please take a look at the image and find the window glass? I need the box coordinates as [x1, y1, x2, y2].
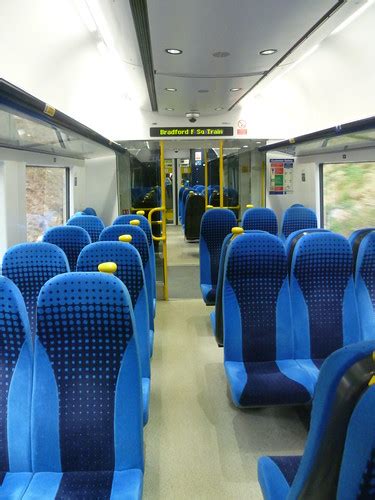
[323, 162, 375, 236]
[26, 166, 68, 242]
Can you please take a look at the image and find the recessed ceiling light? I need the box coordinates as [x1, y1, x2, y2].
[212, 51, 230, 58]
[256, 141, 262, 144]
[229, 88, 242, 92]
[165, 48, 183, 55]
[260, 49, 277, 55]
[165, 87, 177, 92]
[165, 108, 174, 111]
[215, 107, 224, 111]
[242, 145, 249, 148]
[198, 89, 209, 93]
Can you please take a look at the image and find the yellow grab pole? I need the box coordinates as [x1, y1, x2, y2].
[219, 139, 224, 208]
[204, 149, 208, 209]
[160, 140, 168, 300]
[261, 160, 266, 207]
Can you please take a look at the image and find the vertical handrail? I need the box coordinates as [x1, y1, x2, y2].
[261, 159, 266, 207]
[219, 139, 224, 208]
[204, 148, 208, 209]
[160, 140, 168, 300]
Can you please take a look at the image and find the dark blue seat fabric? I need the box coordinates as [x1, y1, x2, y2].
[355, 231, 375, 340]
[0, 276, 33, 499]
[258, 341, 375, 500]
[200, 208, 237, 305]
[281, 207, 317, 241]
[76, 241, 151, 424]
[83, 207, 97, 216]
[100, 225, 154, 331]
[27, 272, 144, 499]
[284, 229, 330, 276]
[290, 204, 304, 208]
[2, 243, 69, 337]
[349, 227, 375, 274]
[223, 233, 313, 407]
[43, 225, 91, 271]
[290, 232, 361, 386]
[67, 215, 105, 243]
[181, 189, 191, 227]
[242, 208, 278, 235]
[113, 215, 156, 317]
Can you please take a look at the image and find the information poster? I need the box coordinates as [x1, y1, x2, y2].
[269, 158, 294, 195]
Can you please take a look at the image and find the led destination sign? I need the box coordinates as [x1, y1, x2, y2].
[150, 127, 234, 137]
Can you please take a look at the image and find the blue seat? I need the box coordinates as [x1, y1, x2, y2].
[113, 215, 156, 317]
[178, 187, 185, 222]
[258, 341, 375, 499]
[355, 231, 375, 340]
[200, 208, 237, 305]
[281, 207, 317, 240]
[43, 225, 91, 271]
[181, 189, 190, 227]
[284, 228, 330, 276]
[242, 207, 278, 235]
[290, 203, 304, 208]
[76, 241, 151, 424]
[0, 276, 33, 499]
[290, 232, 361, 386]
[26, 272, 144, 499]
[223, 232, 313, 407]
[100, 225, 154, 332]
[83, 207, 97, 216]
[2, 242, 69, 336]
[67, 215, 105, 242]
[348, 227, 375, 273]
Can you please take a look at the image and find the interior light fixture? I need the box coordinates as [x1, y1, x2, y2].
[256, 141, 262, 144]
[165, 108, 174, 111]
[165, 87, 177, 92]
[331, 0, 375, 35]
[260, 49, 277, 55]
[229, 88, 242, 92]
[242, 145, 249, 148]
[165, 48, 183, 55]
[215, 107, 224, 111]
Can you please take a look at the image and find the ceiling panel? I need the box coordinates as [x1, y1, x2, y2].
[147, 0, 339, 115]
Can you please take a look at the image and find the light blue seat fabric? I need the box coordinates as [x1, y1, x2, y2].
[200, 208, 237, 305]
[281, 207, 317, 241]
[290, 232, 361, 387]
[76, 241, 151, 424]
[83, 207, 97, 216]
[258, 341, 375, 500]
[67, 215, 105, 243]
[2, 243, 69, 337]
[43, 225, 91, 271]
[242, 208, 278, 235]
[223, 233, 313, 407]
[0, 276, 33, 499]
[26, 272, 144, 499]
[355, 231, 375, 340]
[113, 215, 156, 318]
[100, 225, 154, 332]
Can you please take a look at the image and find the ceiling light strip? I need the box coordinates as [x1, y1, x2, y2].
[129, 0, 158, 111]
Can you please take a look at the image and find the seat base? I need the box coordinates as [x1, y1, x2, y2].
[258, 456, 301, 500]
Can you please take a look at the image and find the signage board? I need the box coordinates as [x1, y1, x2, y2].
[150, 127, 233, 137]
[269, 158, 294, 195]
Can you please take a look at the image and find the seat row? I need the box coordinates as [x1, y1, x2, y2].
[0, 272, 144, 499]
[220, 230, 374, 407]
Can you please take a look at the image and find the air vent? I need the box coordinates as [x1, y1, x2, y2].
[212, 51, 230, 58]
[198, 89, 209, 93]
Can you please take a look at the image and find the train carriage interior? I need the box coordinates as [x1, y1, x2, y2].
[0, 0, 374, 499]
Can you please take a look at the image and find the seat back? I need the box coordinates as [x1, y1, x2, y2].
[285, 229, 330, 276]
[76, 242, 150, 376]
[181, 189, 190, 226]
[184, 194, 205, 241]
[200, 208, 237, 290]
[242, 207, 278, 235]
[100, 225, 153, 328]
[32, 272, 144, 473]
[281, 207, 317, 240]
[355, 231, 375, 340]
[67, 215, 105, 242]
[223, 232, 293, 363]
[83, 207, 97, 216]
[43, 225, 91, 271]
[178, 187, 185, 221]
[290, 232, 360, 360]
[349, 227, 375, 273]
[290, 203, 304, 208]
[288, 341, 375, 499]
[2, 242, 69, 336]
[0, 276, 33, 472]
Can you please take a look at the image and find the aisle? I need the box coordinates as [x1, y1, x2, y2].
[143, 226, 307, 499]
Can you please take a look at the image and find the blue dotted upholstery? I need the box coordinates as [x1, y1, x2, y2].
[100, 225, 154, 330]
[242, 208, 278, 235]
[83, 207, 97, 216]
[291, 233, 360, 363]
[285, 229, 330, 276]
[258, 341, 375, 500]
[0, 277, 33, 497]
[223, 233, 313, 407]
[43, 225, 91, 271]
[76, 241, 151, 423]
[67, 215, 105, 243]
[199, 208, 237, 305]
[30, 272, 144, 497]
[2, 243, 69, 337]
[281, 207, 317, 240]
[355, 231, 375, 340]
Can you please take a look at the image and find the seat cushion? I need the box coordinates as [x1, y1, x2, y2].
[258, 456, 301, 500]
[0, 472, 33, 500]
[23, 470, 143, 500]
[225, 360, 314, 407]
[200, 284, 216, 305]
[142, 378, 151, 426]
[296, 358, 326, 388]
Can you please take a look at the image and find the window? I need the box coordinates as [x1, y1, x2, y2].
[321, 162, 375, 236]
[26, 166, 69, 242]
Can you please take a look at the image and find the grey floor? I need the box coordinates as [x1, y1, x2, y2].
[144, 226, 308, 499]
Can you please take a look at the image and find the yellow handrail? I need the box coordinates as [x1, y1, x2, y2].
[147, 206, 166, 241]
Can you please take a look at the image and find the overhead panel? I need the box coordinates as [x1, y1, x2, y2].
[147, 0, 340, 115]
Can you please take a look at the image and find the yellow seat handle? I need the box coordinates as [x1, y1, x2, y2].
[231, 227, 244, 235]
[119, 235, 132, 243]
[136, 210, 145, 215]
[98, 262, 117, 274]
[246, 204, 254, 208]
[130, 219, 140, 226]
